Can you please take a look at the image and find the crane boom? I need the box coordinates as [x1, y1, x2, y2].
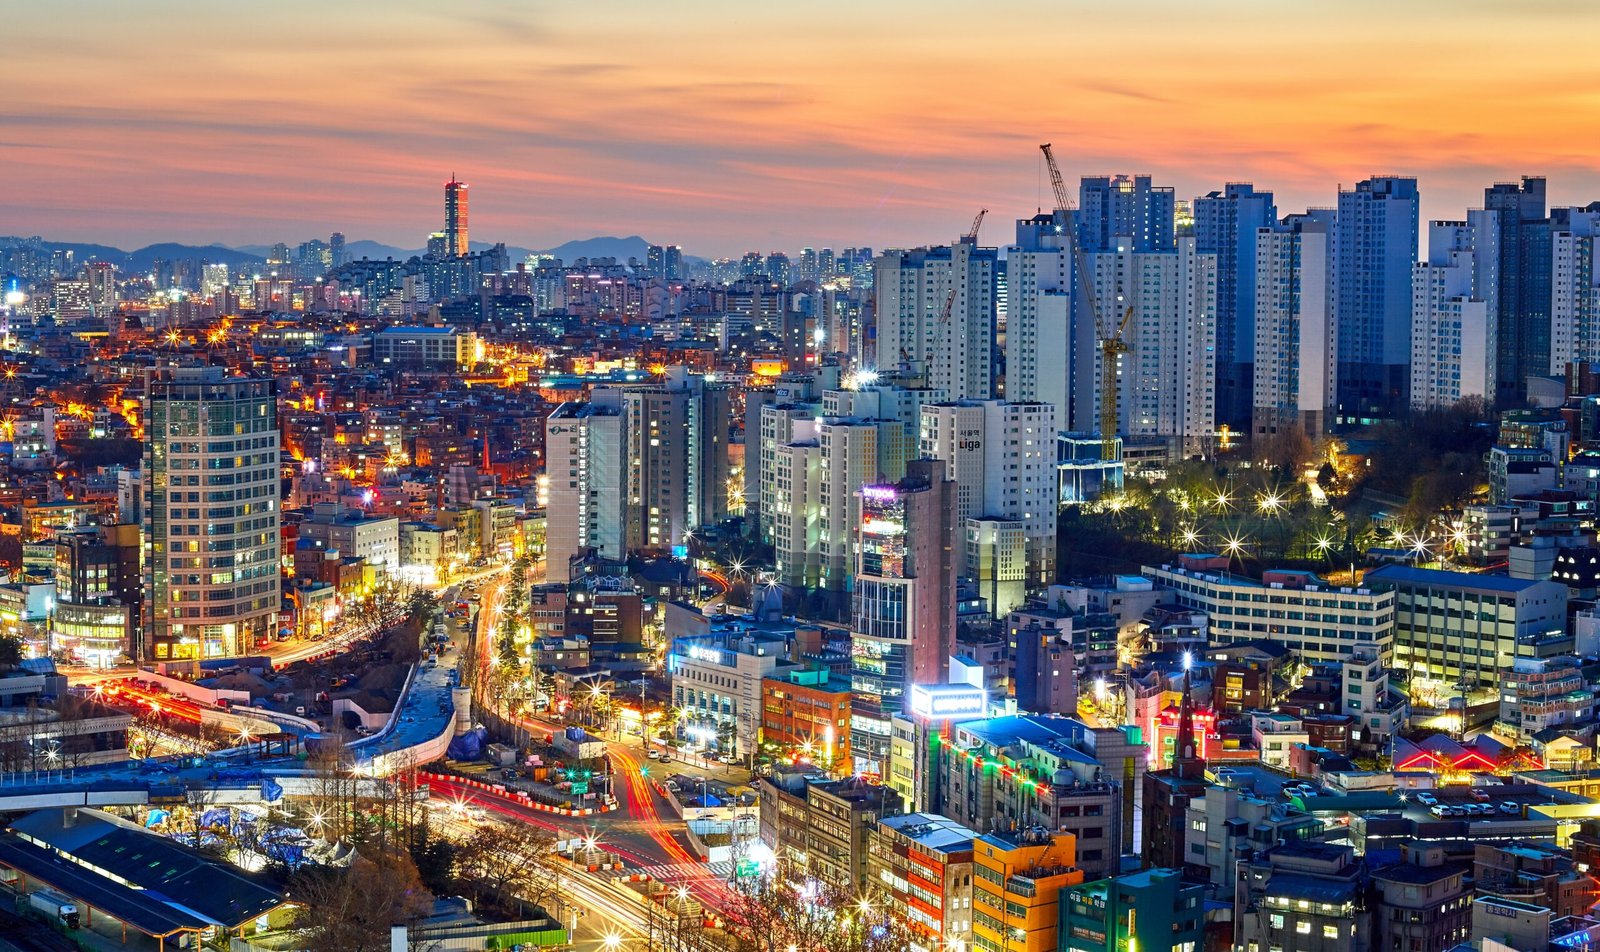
[939, 209, 988, 325]
[1042, 142, 1128, 461]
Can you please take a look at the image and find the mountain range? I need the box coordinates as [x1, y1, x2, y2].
[1, 234, 691, 273]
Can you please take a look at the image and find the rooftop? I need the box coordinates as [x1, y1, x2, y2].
[1366, 564, 1557, 593]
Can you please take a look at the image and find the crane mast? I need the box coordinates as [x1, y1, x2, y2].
[1040, 143, 1129, 463]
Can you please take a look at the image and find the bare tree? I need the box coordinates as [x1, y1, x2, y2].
[287, 848, 434, 952]
[720, 863, 916, 952]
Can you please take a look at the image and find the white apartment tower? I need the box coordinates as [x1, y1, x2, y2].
[1005, 213, 1083, 430]
[874, 237, 998, 400]
[1410, 211, 1498, 411]
[1551, 205, 1600, 375]
[1084, 237, 1218, 456]
[919, 400, 1057, 585]
[1253, 211, 1337, 439]
[544, 398, 627, 582]
[142, 368, 280, 660]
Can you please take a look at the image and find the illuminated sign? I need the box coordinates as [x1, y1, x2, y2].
[909, 684, 988, 720]
[686, 644, 725, 665]
[860, 485, 899, 501]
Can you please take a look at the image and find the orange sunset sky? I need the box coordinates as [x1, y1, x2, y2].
[4, 0, 1598, 256]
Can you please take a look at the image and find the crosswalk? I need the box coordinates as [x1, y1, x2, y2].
[613, 861, 733, 882]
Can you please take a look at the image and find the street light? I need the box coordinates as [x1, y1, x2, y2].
[602, 933, 622, 951]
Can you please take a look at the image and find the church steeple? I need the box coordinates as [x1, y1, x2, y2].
[1175, 651, 1205, 780]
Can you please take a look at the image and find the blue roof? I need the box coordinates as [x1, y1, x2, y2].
[1366, 564, 1554, 593]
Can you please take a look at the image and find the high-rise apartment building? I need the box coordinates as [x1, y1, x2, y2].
[1077, 174, 1176, 253]
[1410, 212, 1499, 410]
[874, 237, 998, 400]
[544, 399, 626, 582]
[646, 244, 684, 281]
[849, 459, 958, 773]
[1550, 203, 1600, 375]
[142, 368, 280, 660]
[1253, 210, 1337, 440]
[1335, 176, 1420, 419]
[919, 400, 1056, 585]
[1194, 183, 1278, 426]
[1485, 177, 1552, 403]
[606, 369, 731, 552]
[445, 176, 469, 257]
[1005, 212, 1083, 430]
[1084, 237, 1218, 456]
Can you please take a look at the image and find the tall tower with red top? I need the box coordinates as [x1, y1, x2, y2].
[445, 175, 469, 258]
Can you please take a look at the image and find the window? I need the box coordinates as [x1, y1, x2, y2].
[1323, 925, 1338, 939]
[1295, 921, 1311, 934]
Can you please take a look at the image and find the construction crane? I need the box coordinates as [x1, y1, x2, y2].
[938, 209, 988, 326]
[1040, 143, 1130, 462]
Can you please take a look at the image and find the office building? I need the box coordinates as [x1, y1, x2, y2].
[1254, 210, 1337, 440]
[544, 399, 626, 582]
[760, 666, 854, 774]
[1336, 176, 1420, 419]
[297, 503, 401, 575]
[667, 619, 793, 759]
[445, 175, 468, 257]
[142, 368, 280, 659]
[874, 238, 998, 400]
[1076, 174, 1176, 253]
[1142, 556, 1395, 664]
[1485, 177, 1552, 402]
[1410, 211, 1498, 410]
[759, 770, 904, 891]
[919, 400, 1057, 585]
[1196, 183, 1278, 427]
[1366, 564, 1569, 691]
[373, 325, 477, 369]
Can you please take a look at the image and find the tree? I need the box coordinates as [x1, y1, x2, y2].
[287, 848, 433, 952]
[453, 822, 564, 917]
[0, 633, 22, 671]
[720, 864, 915, 952]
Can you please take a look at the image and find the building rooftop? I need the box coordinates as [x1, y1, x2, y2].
[1366, 564, 1557, 593]
[878, 813, 981, 854]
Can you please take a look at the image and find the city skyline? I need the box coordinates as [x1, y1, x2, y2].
[5, 2, 1600, 255]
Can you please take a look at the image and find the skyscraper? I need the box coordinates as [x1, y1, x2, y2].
[1194, 183, 1278, 427]
[1410, 213, 1498, 411]
[1253, 211, 1337, 440]
[1077, 174, 1177, 253]
[646, 244, 684, 281]
[1335, 176, 1420, 419]
[544, 398, 626, 582]
[1485, 177, 1553, 403]
[142, 368, 280, 660]
[1005, 212, 1080, 429]
[445, 175, 469, 257]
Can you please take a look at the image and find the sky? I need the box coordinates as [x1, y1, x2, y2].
[4, 0, 1600, 258]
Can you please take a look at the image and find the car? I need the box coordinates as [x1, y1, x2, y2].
[1429, 804, 1449, 818]
[1500, 802, 1520, 815]
[1469, 788, 1490, 802]
[1415, 792, 1438, 806]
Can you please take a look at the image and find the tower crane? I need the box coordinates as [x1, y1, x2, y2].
[938, 209, 987, 326]
[1040, 143, 1130, 462]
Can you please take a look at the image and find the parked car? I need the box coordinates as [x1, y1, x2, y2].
[1415, 792, 1438, 806]
[1500, 802, 1520, 815]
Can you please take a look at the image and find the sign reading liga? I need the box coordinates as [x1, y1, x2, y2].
[908, 683, 988, 720]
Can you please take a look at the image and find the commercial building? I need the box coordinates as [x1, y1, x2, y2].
[667, 618, 794, 759]
[758, 769, 904, 892]
[867, 813, 979, 950]
[1370, 843, 1472, 952]
[142, 367, 280, 659]
[373, 325, 477, 369]
[1366, 564, 1569, 691]
[760, 666, 854, 775]
[1336, 175, 1421, 420]
[1059, 867, 1205, 952]
[1143, 556, 1395, 664]
[1236, 842, 1371, 952]
[296, 503, 400, 575]
[971, 829, 1083, 952]
[849, 460, 958, 774]
[445, 175, 468, 257]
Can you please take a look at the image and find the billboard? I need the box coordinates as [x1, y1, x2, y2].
[908, 683, 988, 720]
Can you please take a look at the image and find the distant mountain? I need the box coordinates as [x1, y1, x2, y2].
[0, 238, 264, 272]
[541, 235, 650, 263]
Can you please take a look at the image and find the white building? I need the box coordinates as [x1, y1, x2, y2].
[920, 400, 1057, 585]
[1086, 238, 1218, 456]
[1550, 205, 1600, 375]
[1005, 213, 1084, 430]
[874, 238, 997, 400]
[299, 504, 400, 574]
[1410, 212, 1498, 410]
[1253, 211, 1337, 440]
[668, 622, 793, 758]
[544, 398, 626, 582]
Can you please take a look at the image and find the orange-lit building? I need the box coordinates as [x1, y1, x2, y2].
[972, 829, 1084, 952]
[761, 666, 853, 774]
